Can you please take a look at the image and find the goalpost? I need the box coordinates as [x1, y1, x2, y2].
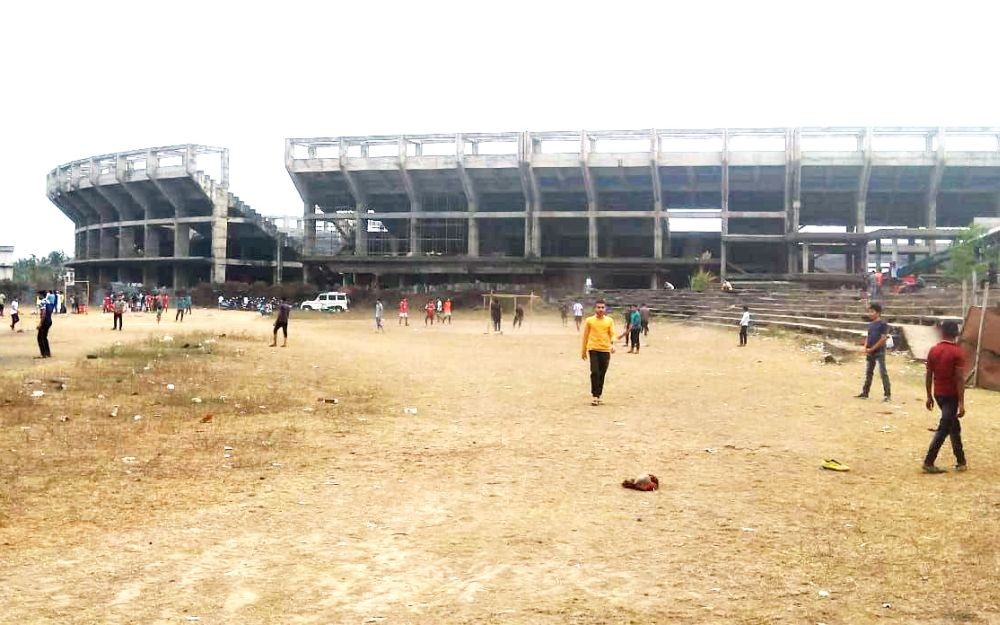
[481, 292, 541, 335]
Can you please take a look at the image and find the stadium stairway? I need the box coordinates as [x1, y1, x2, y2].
[594, 286, 964, 345]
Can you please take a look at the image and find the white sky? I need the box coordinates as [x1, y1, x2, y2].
[2, 0, 998, 258]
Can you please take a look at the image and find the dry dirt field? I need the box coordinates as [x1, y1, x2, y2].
[0, 307, 998, 625]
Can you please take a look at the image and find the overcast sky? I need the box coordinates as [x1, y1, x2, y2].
[3, 0, 998, 258]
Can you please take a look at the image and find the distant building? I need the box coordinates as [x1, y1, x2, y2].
[0, 245, 13, 281]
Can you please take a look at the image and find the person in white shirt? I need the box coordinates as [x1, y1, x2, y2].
[9, 298, 19, 331]
[739, 305, 750, 346]
[572, 301, 585, 331]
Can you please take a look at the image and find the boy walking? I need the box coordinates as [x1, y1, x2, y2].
[739, 305, 750, 346]
[618, 305, 642, 353]
[112, 295, 125, 331]
[581, 299, 615, 406]
[572, 300, 584, 331]
[856, 302, 892, 402]
[9, 298, 20, 331]
[270, 297, 291, 347]
[922, 321, 968, 474]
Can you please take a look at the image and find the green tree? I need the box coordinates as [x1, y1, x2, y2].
[12, 250, 70, 288]
[945, 225, 994, 283]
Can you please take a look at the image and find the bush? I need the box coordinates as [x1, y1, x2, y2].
[689, 269, 717, 292]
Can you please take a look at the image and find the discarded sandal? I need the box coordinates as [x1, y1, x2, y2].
[822, 459, 850, 472]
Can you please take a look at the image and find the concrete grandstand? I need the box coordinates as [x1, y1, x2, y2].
[47, 145, 302, 289]
[286, 127, 1000, 288]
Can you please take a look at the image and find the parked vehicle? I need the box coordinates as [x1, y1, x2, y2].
[300, 292, 349, 312]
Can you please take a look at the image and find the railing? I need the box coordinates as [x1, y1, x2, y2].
[286, 127, 1000, 162]
[47, 144, 230, 194]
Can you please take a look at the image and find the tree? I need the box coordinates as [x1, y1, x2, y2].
[945, 225, 995, 283]
[12, 250, 70, 288]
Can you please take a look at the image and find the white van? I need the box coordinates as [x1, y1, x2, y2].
[300, 292, 349, 312]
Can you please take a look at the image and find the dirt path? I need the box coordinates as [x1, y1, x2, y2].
[1, 311, 998, 624]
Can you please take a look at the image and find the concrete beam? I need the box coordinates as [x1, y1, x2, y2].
[728, 211, 787, 219]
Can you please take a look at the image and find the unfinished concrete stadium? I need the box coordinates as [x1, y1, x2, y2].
[47, 145, 302, 289]
[286, 127, 1000, 288]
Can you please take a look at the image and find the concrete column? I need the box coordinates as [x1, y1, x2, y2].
[172, 265, 189, 290]
[856, 128, 873, 272]
[467, 218, 479, 257]
[720, 130, 730, 279]
[651, 129, 665, 259]
[891, 239, 900, 268]
[457, 135, 480, 257]
[357, 211, 369, 256]
[587, 215, 598, 259]
[875, 238, 883, 272]
[100, 227, 117, 258]
[119, 227, 136, 258]
[303, 200, 316, 255]
[210, 188, 229, 284]
[275, 234, 284, 284]
[76, 230, 88, 260]
[144, 225, 161, 258]
[650, 272, 661, 290]
[801, 244, 810, 273]
[926, 128, 946, 254]
[174, 224, 191, 257]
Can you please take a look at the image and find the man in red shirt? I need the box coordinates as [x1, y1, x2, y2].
[424, 300, 435, 326]
[922, 320, 968, 474]
[398, 297, 409, 326]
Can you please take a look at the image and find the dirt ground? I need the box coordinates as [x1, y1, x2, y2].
[0, 307, 998, 624]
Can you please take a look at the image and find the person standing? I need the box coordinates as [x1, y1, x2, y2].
[443, 298, 453, 325]
[572, 300, 584, 331]
[922, 321, 968, 474]
[155, 293, 164, 324]
[618, 305, 642, 353]
[9, 298, 20, 331]
[739, 305, 750, 347]
[639, 303, 651, 337]
[185, 294, 193, 316]
[856, 302, 892, 402]
[36, 290, 54, 358]
[375, 298, 385, 332]
[512, 303, 525, 329]
[435, 298, 444, 323]
[490, 296, 502, 333]
[112, 295, 125, 331]
[270, 297, 292, 347]
[424, 299, 435, 326]
[559, 303, 568, 327]
[622, 305, 634, 349]
[175, 294, 185, 322]
[581, 299, 615, 406]
[0, 291, 5, 317]
[398, 296, 409, 326]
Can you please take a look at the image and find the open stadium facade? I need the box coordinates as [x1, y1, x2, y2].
[46, 128, 1000, 291]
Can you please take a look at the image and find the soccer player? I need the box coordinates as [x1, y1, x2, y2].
[739, 305, 750, 346]
[398, 296, 409, 326]
[175, 293, 185, 322]
[443, 298, 453, 324]
[639, 303, 651, 336]
[559, 303, 568, 327]
[270, 297, 291, 347]
[855, 302, 891, 402]
[581, 299, 615, 405]
[154, 293, 164, 324]
[375, 298, 385, 332]
[572, 300, 584, 331]
[424, 300, 435, 326]
[922, 320, 968, 474]
[435, 298, 444, 323]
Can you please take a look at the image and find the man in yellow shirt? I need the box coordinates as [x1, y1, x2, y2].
[581, 299, 616, 405]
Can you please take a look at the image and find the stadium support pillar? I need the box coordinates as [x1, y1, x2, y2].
[801, 244, 810, 273]
[650, 272, 661, 290]
[720, 130, 730, 279]
[785, 128, 802, 273]
[303, 199, 316, 256]
[891, 239, 900, 267]
[119, 227, 135, 258]
[581, 131, 598, 259]
[399, 139, 420, 257]
[926, 127, 946, 255]
[275, 234, 284, 284]
[856, 128, 873, 273]
[210, 186, 229, 284]
[650, 129, 665, 259]
[174, 224, 190, 258]
[874, 238, 882, 272]
[457, 135, 480, 257]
